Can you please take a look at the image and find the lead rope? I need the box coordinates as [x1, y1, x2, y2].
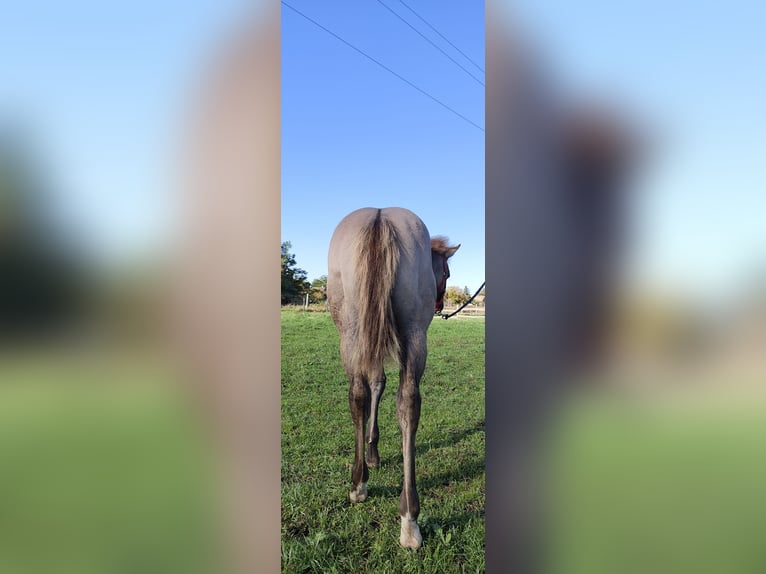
[436, 281, 486, 320]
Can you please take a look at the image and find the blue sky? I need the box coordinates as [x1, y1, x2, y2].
[511, 0, 766, 307]
[0, 0, 253, 263]
[2, 2, 763, 306]
[282, 1, 485, 293]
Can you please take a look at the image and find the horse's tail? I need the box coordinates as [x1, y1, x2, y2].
[353, 210, 401, 374]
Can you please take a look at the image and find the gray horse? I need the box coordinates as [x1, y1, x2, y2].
[327, 207, 459, 549]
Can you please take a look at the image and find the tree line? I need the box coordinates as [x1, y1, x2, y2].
[281, 242, 326, 305]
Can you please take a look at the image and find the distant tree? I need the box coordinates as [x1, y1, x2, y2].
[0, 127, 88, 338]
[444, 285, 469, 307]
[310, 275, 327, 303]
[281, 241, 309, 304]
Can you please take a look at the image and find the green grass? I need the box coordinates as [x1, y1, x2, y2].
[281, 309, 486, 573]
[547, 393, 766, 574]
[0, 356, 219, 574]
[4, 320, 764, 574]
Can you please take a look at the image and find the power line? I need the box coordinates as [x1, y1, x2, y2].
[398, 0, 485, 74]
[374, 0, 484, 87]
[282, 2, 484, 133]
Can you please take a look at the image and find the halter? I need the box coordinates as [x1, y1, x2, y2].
[434, 254, 449, 312]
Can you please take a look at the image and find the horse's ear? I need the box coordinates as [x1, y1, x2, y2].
[445, 244, 461, 259]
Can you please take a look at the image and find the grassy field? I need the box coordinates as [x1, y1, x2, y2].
[281, 309, 486, 573]
[0, 355, 219, 574]
[1, 321, 764, 573]
[547, 391, 766, 574]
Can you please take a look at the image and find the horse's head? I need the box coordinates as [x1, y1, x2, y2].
[430, 237, 460, 313]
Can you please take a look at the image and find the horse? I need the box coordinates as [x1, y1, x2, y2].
[327, 207, 460, 549]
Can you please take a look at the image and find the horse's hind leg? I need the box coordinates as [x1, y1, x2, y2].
[348, 373, 370, 502]
[397, 337, 426, 549]
[366, 371, 386, 468]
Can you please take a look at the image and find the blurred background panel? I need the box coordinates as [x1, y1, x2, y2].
[487, 2, 766, 573]
[0, 2, 279, 573]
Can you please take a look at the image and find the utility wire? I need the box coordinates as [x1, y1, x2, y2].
[398, 0, 484, 74]
[374, 0, 484, 87]
[282, 1, 484, 133]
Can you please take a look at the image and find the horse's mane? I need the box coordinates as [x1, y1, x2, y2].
[430, 236, 454, 255]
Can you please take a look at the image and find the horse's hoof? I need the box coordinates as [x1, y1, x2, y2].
[349, 482, 367, 503]
[399, 516, 422, 549]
